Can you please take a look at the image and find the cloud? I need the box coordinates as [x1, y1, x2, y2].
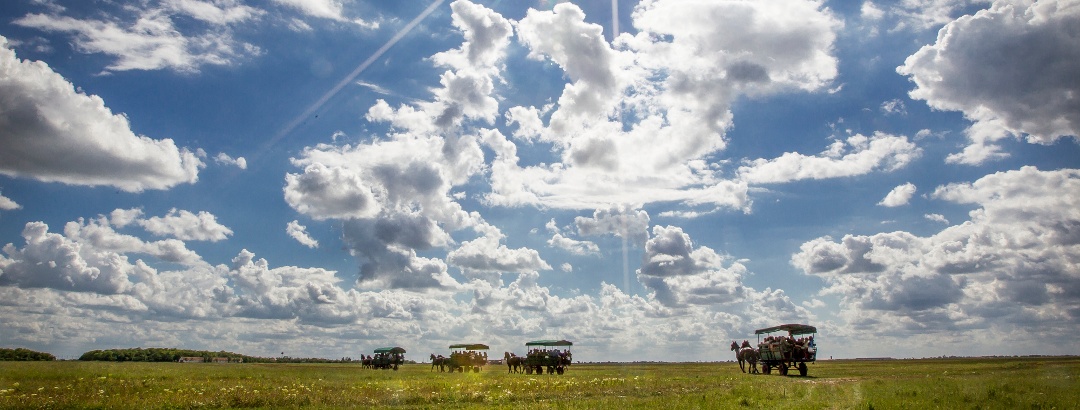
[284, 163, 381, 220]
[862, 1, 886, 20]
[738, 132, 921, 184]
[547, 233, 600, 256]
[13, 1, 262, 73]
[286, 220, 318, 249]
[0, 213, 214, 295]
[0, 221, 140, 294]
[0, 192, 20, 211]
[283, 2, 508, 289]
[0, 37, 203, 191]
[889, 0, 989, 31]
[792, 166, 1080, 337]
[109, 208, 144, 228]
[137, 209, 233, 242]
[341, 217, 460, 291]
[574, 205, 651, 248]
[426, 0, 513, 128]
[880, 99, 907, 115]
[165, 0, 263, 25]
[544, 218, 600, 256]
[228, 249, 369, 324]
[214, 153, 247, 170]
[285, 139, 481, 289]
[637, 225, 748, 308]
[898, 0, 1080, 164]
[924, 213, 949, 224]
[0, 213, 438, 326]
[1, 211, 809, 361]
[448, 222, 551, 284]
[878, 182, 917, 207]
[517, 2, 620, 138]
[271, 0, 379, 28]
[356, 80, 391, 95]
[484, 0, 838, 212]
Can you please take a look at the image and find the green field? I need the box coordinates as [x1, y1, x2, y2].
[1, 357, 1077, 409]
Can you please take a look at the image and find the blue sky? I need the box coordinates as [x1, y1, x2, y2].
[1, 0, 1078, 361]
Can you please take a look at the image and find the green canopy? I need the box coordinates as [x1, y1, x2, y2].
[373, 347, 406, 354]
[754, 324, 817, 336]
[525, 340, 573, 347]
[449, 343, 489, 350]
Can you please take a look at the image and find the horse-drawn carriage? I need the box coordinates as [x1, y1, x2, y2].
[754, 324, 817, 376]
[523, 340, 572, 375]
[371, 346, 406, 370]
[444, 343, 489, 373]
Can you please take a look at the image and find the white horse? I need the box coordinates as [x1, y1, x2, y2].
[731, 341, 759, 374]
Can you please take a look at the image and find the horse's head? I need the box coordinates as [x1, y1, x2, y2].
[730, 341, 739, 351]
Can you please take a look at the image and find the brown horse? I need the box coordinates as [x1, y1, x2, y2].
[361, 355, 372, 369]
[731, 341, 759, 374]
[504, 352, 525, 373]
[430, 353, 447, 372]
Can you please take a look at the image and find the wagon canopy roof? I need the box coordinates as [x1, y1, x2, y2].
[449, 343, 489, 350]
[373, 347, 406, 354]
[754, 324, 817, 335]
[525, 340, 573, 347]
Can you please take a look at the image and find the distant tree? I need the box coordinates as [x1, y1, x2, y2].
[75, 347, 357, 363]
[0, 348, 56, 361]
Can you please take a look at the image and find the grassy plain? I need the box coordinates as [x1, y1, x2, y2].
[0, 357, 1077, 409]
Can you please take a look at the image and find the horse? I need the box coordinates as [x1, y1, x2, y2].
[430, 353, 447, 372]
[361, 355, 372, 369]
[504, 352, 525, 373]
[731, 341, 759, 374]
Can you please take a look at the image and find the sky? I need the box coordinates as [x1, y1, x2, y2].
[0, 0, 1078, 362]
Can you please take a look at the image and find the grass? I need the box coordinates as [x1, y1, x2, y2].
[0, 357, 1076, 409]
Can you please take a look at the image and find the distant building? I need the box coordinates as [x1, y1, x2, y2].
[212, 357, 230, 363]
[178, 357, 205, 363]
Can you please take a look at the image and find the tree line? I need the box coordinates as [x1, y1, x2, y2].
[77, 347, 362, 363]
[0, 348, 56, 361]
[1, 346, 385, 363]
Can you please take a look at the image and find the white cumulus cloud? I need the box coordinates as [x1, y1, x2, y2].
[878, 182, 917, 207]
[738, 132, 921, 184]
[286, 220, 318, 249]
[13, 2, 262, 73]
[137, 209, 233, 242]
[898, 0, 1080, 164]
[0, 192, 20, 211]
[792, 166, 1080, 349]
[214, 153, 247, 170]
[0, 37, 203, 191]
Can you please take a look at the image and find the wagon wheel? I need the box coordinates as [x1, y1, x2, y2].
[393, 364, 399, 371]
[473, 366, 480, 373]
[547, 366, 555, 374]
[779, 364, 788, 376]
[798, 362, 807, 377]
[525, 366, 533, 374]
[762, 364, 771, 374]
[536, 366, 544, 374]
[457, 366, 463, 373]
[556, 366, 565, 375]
